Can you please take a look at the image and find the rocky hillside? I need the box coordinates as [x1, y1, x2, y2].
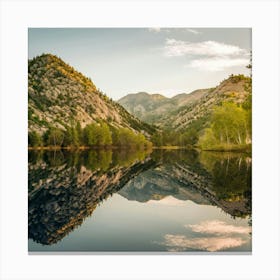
[159, 75, 250, 131]
[118, 75, 250, 131]
[118, 89, 210, 123]
[28, 54, 155, 136]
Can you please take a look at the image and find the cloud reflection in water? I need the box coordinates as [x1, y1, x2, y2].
[161, 220, 251, 252]
[188, 220, 251, 235]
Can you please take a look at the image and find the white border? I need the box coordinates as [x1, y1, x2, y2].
[1, 0, 280, 279]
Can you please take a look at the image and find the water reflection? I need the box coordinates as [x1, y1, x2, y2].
[161, 219, 252, 252]
[163, 233, 248, 252]
[121, 150, 251, 218]
[28, 149, 251, 251]
[28, 149, 154, 245]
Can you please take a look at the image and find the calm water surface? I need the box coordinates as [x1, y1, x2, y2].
[28, 149, 252, 252]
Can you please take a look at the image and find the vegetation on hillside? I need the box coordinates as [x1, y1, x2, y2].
[198, 102, 251, 151]
[150, 74, 252, 151]
[197, 73, 252, 151]
[151, 116, 207, 147]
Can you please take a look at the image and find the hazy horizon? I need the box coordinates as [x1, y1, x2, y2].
[28, 28, 251, 100]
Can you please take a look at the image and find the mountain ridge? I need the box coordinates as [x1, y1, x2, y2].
[118, 88, 211, 124]
[118, 75, 250, 131]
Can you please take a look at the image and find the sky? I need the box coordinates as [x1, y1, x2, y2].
[28, 28, 251, 100]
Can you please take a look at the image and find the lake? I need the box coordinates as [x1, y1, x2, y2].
[28, 149, 252, 253]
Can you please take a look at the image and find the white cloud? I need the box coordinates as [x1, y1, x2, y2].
[188, 220, 251, 235]
[164, 38, 249, 72]
[165, 39, 248, 57]
[188, 57, 249, 71]
[148, 27, 161, 33]
[187, 28, 201, 35]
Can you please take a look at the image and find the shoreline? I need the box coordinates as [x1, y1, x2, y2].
[28, 145, 252, 154]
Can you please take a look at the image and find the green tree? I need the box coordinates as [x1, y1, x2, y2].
[198, 102, 250, 149]
[63, 125, 79, 147]
[45, 127, 64, 146]
[76, 122, 83, 144]
[83, 123, 98, 146]
[83, 122, 112, 146]
[98, 123, 112, 145]
[111, 127, 121, 146]
[211, 103, 247, 145]
[180, 128, 199, 146]
[151, 132, 163, 147]
[28, 131, 42, 147]
[198, 128, 216, 149]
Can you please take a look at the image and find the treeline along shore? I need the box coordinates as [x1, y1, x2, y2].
[28, 121, 152, 150]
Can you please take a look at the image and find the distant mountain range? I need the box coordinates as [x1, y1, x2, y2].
[118, 89, 209, 124]
[28, 54, 155, 136]
[118, 76, 250, 131]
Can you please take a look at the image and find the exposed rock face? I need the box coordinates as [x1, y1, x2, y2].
[28, 54, 155, 135]
[118, 75, 250, 130]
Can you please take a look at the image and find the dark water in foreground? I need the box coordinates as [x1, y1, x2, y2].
[28, 149, 252, 252]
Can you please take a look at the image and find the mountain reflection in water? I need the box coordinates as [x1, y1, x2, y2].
[28, 149, 251, 252]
